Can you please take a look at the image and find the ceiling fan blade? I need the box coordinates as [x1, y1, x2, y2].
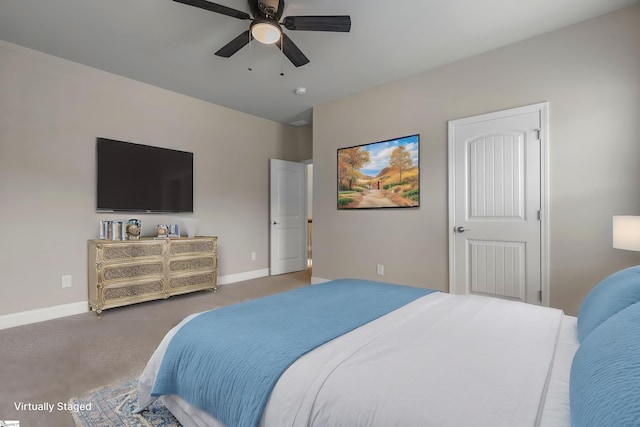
[215, 30, 251, 57]
[173, 0, 251, 20]
[275, 33, 310, 67]
[282, 15, 351, 32]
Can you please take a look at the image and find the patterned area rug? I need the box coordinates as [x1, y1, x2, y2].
[69, 378, 180, 426]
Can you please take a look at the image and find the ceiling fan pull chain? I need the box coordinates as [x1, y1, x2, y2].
[248, 31, 253, 71]
[279, 32, 285, 76]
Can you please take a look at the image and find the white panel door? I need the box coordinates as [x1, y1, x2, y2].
[448, 103, 548, 305]
[270, 159, 307, 275]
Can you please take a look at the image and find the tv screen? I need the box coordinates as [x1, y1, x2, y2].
[96, 138, 193, 212]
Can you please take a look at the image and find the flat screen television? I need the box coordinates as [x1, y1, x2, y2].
[96, 138, 194, 212]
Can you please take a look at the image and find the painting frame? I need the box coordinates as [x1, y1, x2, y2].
[337, 134, 420, 210]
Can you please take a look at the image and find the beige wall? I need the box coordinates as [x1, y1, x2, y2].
[312, 4, 640, 315]
[0, 41, 311, 316]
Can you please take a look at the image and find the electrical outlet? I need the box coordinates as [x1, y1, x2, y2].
[61, 275, 72, 288]
[251, 251, 257, 261]
[376, 264, 384, 276]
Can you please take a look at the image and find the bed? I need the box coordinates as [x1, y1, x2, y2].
[136, 271, 640, 427]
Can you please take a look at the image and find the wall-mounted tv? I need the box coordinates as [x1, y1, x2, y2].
[337, 134, 420, 209]
[96, 138, 194, 212]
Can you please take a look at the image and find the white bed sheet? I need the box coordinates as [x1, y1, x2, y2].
[539, 315, 579, 427]
[138, 292, 573, 427]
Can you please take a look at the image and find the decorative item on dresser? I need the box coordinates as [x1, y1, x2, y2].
[125, 219, 142, 240]
[87, 236, 218, 315]
[155, 224, 169, 238]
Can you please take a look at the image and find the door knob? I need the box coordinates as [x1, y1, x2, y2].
[455, 226, 469, 233]
[273, 221, 278, 225]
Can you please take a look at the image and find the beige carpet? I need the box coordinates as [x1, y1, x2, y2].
[0, 270, 310, 426]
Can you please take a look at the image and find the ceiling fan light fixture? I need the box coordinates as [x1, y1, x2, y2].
[251, 20, 281, 44]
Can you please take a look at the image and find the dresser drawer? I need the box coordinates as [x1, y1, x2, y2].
[98, 260, 165, 282]
[94, 241, 165, 262]
[169, 271, 217, 293]
[169, 238, 216, 256]
[102, 278, 166, 302]
[169, 255, 216, 273]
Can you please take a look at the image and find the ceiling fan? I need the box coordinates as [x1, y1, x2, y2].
[173, 0, 351, 67]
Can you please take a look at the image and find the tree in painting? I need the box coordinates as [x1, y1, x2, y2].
[338, 147, 370, 190]
[389, 146, 413, 185]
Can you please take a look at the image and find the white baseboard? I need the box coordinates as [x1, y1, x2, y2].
[0, 268, 278, 330]
[217, 268, 270, 285]
[311, 276, 331, 284]
[0, 301, 88, 331]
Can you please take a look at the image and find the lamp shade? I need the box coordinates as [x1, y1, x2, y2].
[251, 21, 281, 44]
[613, 216, 640, 251]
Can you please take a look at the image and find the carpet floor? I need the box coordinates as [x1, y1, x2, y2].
[0, 270, 310, 426]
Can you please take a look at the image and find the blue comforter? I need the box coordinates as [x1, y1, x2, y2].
[151, 278, 434, 427]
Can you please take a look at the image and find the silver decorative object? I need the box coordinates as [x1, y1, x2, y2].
[100, 220, 125, 240]
[168, 224, 180, 238]
[99, 220, 110, 239]
[156, 224, 169, 238]
[126, 219, 141, 240]
[109, 221, 125, 240]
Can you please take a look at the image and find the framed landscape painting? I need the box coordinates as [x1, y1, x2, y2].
[337, 134, 420, 209]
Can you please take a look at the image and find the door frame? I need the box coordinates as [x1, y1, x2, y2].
[447, 102, 550, 306]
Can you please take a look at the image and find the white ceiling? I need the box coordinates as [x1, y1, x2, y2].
[0, 0, 637, 125]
